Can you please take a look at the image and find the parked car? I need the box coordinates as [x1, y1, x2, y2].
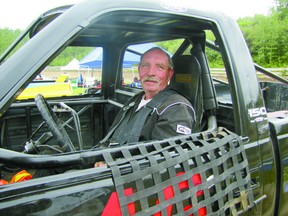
[0, 0, 287, 215]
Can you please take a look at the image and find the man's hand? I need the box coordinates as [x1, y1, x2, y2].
[94, 161, 107, 167]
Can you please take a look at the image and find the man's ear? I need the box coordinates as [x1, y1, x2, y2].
[169, 68, 174, 80]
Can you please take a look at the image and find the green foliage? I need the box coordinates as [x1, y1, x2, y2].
[275, 0, 288, 19]
[206, 48, 224, 68]
[156, 39, 184, 54]
[281, 68, 287, 77]
[284, 167, 288, 182]
[50, 47, 94, 66]
[238, 1, 288, 67]
[0, 28, 22, 54]
[205, 31, 224, 68]
[0, 28, 93, 66]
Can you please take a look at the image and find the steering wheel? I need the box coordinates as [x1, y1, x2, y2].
[35, 94, 76, 152]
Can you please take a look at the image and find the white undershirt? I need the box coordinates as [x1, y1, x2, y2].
[136, 95, 152, 111]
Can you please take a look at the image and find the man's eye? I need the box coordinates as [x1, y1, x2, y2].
[157, 65, 165, 71]
[141, 64, 149, 68]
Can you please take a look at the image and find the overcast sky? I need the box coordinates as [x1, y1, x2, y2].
[0, 0, 275, 29]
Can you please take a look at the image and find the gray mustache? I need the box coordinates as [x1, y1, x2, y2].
[142, 77, 160, 84]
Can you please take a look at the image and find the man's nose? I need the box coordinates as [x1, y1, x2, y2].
[146, 65, 156, 76]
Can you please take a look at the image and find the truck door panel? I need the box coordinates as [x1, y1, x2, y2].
[268, 114, 288, 216]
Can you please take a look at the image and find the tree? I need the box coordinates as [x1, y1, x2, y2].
[238, 3, 288, 68]
[0, 28, 93, 66]
[0, 28, 22, 55]
[274, 0, 288, 19]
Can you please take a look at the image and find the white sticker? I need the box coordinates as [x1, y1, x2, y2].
[160, 2, 187, 12]
[248, 107, 267, 123]
[176, 124, 191, 135]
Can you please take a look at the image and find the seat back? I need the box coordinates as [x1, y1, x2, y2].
[169, 55, 203, 132]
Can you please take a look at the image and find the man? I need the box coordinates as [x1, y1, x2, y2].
[99, 47, 196, 146]
[130, 77, 142, 88]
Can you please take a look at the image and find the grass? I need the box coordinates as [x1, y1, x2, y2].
[284, 168, 288, 182]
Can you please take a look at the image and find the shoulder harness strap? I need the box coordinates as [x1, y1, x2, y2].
[127, 89, 177, 143]
[99, 93, 143, 145]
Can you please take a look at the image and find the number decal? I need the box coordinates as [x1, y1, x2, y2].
[248, 107, 267, 123]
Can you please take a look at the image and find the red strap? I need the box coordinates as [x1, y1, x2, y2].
[102, 172, 206, 216]
[102, 188, 135, 216]
[154, 172, 206, 216]
[154, 186, 174, 216]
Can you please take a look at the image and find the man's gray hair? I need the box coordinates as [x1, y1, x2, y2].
[140, 47, 173, 69]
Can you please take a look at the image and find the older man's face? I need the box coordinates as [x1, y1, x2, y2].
[138, 49, 174, 99]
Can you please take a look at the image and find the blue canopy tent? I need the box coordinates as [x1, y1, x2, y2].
[79, 47, 103, 69]
[122, 51, 141, 68]
[79, 43, 169, 69]
[79, 47, 141, 69]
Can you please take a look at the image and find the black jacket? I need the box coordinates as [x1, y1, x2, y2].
[102, 88, 195, 145]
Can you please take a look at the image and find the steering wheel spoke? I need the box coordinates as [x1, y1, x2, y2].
[35, 94, 76, 152]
